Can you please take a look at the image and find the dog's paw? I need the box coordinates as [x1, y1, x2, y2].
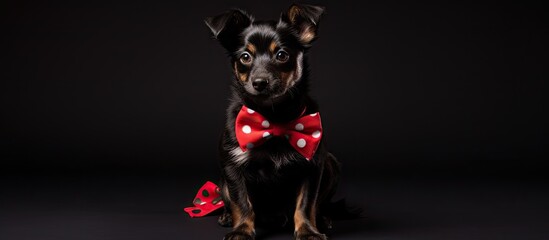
[218, 211, 233, 227]
[294, 225, 328, 240]
[224, 231, 254, 240]
[294, 232, 328, 240]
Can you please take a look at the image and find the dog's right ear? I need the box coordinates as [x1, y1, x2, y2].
[280, 4, 325, 47]
[205, 9, 252, 52]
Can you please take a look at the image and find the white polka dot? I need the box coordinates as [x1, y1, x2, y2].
[262, 120, 270, 128]
[246, 143, 254, 149]
[242, 125, 251, 134]
[297, 138, 306, 148]
[312, 130, 321, 138]
[295, 123, 304, 131]
[246, 108, 255, 114]
[262, 132, 270, 138]
[310, 113, 318, 116]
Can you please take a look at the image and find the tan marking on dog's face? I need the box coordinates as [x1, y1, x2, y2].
[234, 62, 248, 82]
[238, 72, 248, 82]
[269, 41, 278, 54]
[246, 43, 256, 54]
[280, 70, 297, 88]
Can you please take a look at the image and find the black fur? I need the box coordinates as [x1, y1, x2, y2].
[205, 4, 341, 240]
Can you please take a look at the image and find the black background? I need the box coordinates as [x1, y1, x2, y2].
[1, 1, 548, 239]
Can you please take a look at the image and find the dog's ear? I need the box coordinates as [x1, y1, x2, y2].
[205, 9, 252, 52]
[280, 4, 325, 46]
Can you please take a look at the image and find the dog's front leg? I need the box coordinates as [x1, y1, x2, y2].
[223, 174, 256, 240]
[294, 169, 327, 240]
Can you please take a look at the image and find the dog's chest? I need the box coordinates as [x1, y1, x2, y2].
[230, 137, 308, 179]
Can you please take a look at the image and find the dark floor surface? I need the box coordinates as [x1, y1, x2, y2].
[1, 171, 548, 240]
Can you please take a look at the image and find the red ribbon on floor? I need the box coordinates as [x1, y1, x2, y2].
[184, 181, 224, 217]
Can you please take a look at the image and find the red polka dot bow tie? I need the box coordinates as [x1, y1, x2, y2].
[235, 106, 323, 160]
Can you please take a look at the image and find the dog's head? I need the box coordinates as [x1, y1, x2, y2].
[205, 4, 324, 102]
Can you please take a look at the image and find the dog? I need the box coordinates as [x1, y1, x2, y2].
[205, 4, 341, 240]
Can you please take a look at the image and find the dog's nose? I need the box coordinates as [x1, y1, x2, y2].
[252, 78, 268, 92]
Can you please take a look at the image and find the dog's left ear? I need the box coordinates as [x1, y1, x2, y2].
[205, 9, 253, 52]
[280, 4, 325, 46]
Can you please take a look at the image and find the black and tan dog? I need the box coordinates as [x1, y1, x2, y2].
[205, 4, 341, 240]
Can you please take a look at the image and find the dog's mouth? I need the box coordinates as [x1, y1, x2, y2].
[245, 78, 287, 97]
[246, 87, 294, 106]
[249, 90, 285, 99]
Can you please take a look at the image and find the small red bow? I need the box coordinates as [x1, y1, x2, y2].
[184, 181, 224, 217]
[235, 106, 323, 160]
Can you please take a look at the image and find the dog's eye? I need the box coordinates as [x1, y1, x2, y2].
[240, 52, 252, 64]
[275, 50, 289, 62]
